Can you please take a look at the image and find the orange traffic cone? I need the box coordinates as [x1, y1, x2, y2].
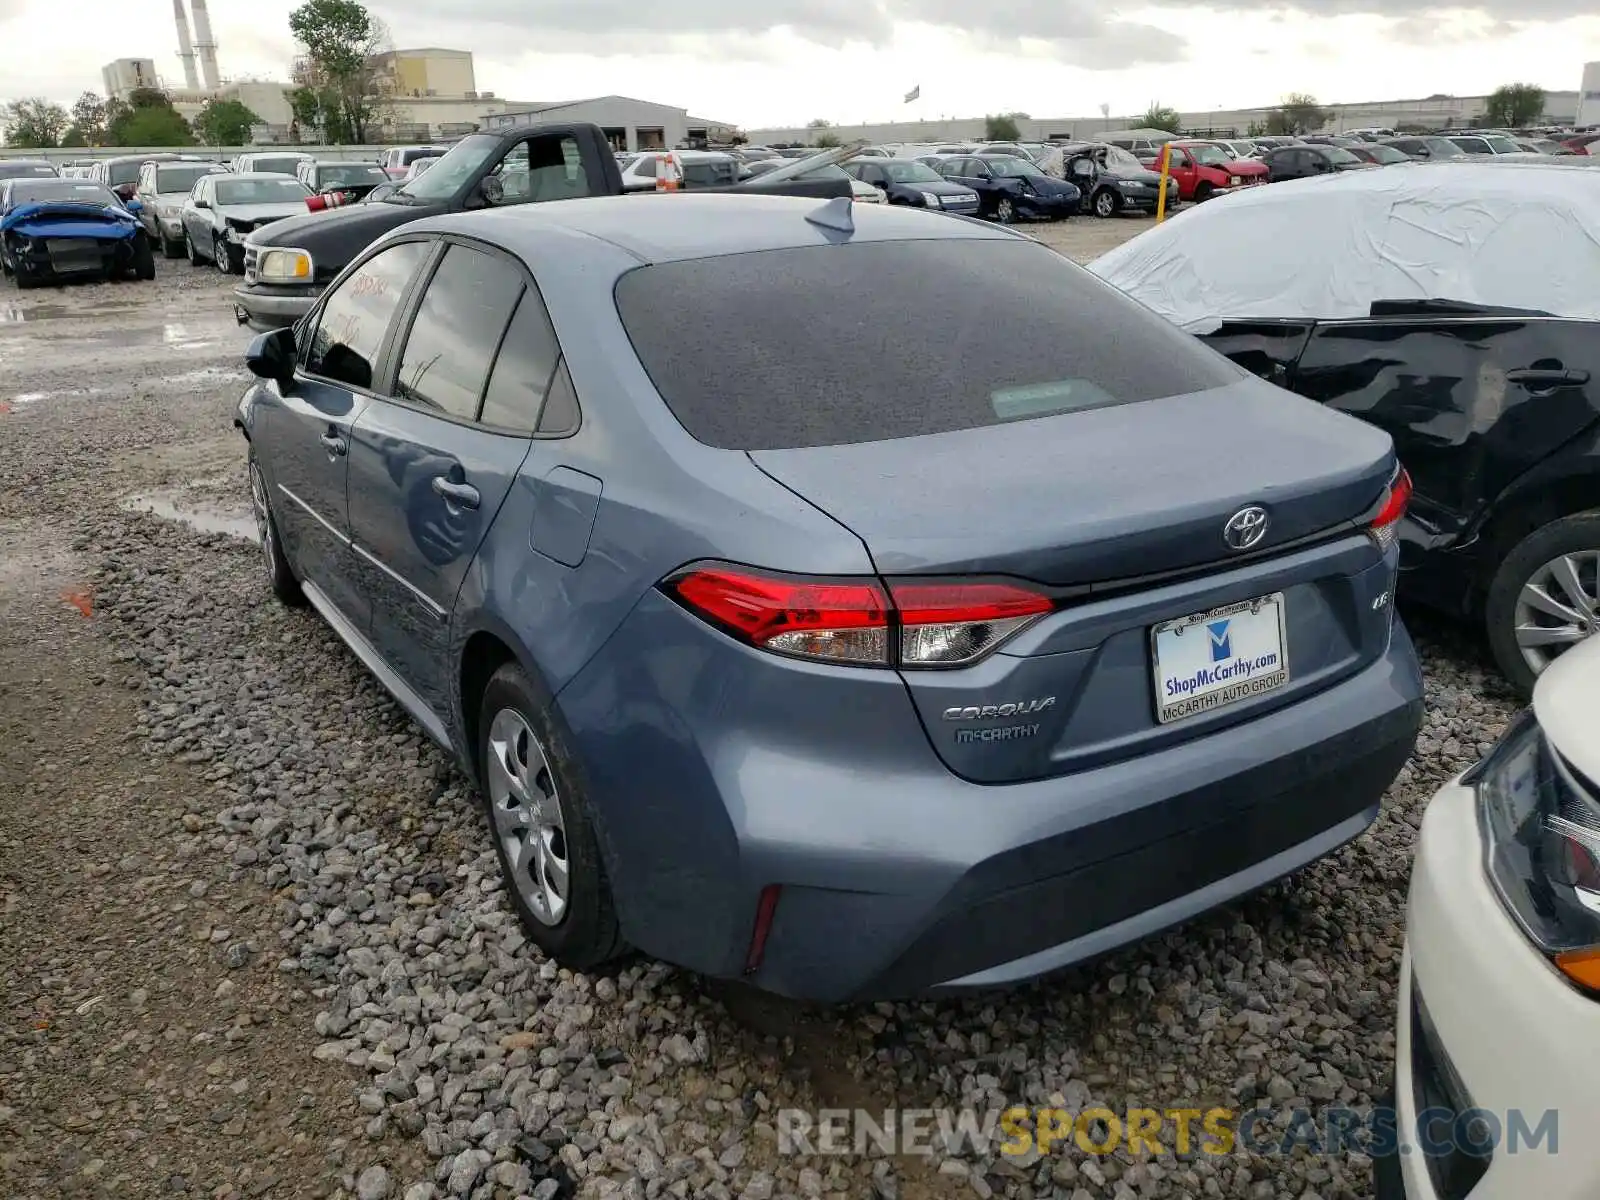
[656, 152, 682, 192]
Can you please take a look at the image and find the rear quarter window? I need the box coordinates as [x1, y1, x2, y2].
[614, 238, 1242, 451]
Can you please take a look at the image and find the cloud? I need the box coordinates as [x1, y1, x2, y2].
[369, 0, 1591, 54]
[372, 0, 1185, 61]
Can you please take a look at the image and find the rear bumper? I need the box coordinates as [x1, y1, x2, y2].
[557, 594, 1423, 1002]
[232, 282, 320, 331]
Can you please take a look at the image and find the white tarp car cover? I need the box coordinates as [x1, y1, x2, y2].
[1089, 161, 1600, 333]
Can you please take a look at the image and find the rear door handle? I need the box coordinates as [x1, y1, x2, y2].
[432, 476, 480, 509]
[1506, 368, 1589, 389]
[319, 432, 347, 456]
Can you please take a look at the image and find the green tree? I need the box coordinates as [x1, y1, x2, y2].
[3, 97, 69, 148]
[107, 88, 194, 146]
[1267, 93, 1328, 135]
[70, 91, 107, 145]
[1138, 103, 1181, 134]
[984, 113, 1022, 141]
[1485, 83, 1545, 127]
[290, 0, 390, 143]
[813, 131, 842, 148]
[194, 98, 263, 146]
[60, 126, 88, 147]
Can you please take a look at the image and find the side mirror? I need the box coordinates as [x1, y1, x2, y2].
[478, 176, 504, 205]
[194, 198, 211, 210]
[246, 327, 296, 384]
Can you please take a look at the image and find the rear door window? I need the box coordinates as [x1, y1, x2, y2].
[479, 287, 563, 433]
[304, 241, 432, 391]
[394, 243, 525, 420]
[614, 238, 1241, 450]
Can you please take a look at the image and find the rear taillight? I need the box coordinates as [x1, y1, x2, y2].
[1368, 465, 1412, 550]
[664, 564, 1053, 668]
[889, 580, 1053, 665]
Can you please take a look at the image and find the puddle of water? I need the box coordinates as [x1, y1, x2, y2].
[122, 490, 258, 542]
[160, 367, 243, 386]
[0, 301, 145, 324]
[163, 323, 219, 350]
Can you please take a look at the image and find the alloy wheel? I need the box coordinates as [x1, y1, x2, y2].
[215, 235, 230, 274]
[1512, 550, 1600, 674]
[486, 708, 569, 926]
[996, 198, 1015, 223]
[248, 461, 275, 576]
[1095, 190, 1117, 217]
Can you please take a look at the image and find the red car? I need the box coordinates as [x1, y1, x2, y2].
[1145, 140, 1268, 202]
[1560, 133, 1600, 155]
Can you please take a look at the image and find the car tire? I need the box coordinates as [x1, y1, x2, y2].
[1195, 182, 1214, 202]
[131, 234, 156, 281]
[477, 662, 625, 971]
[995, 196, 1016, 223]
[248, 455, 305, 607]
[161, 234, 184, 259]
[215, 235, 236, 275]
[1092, 188, 1119, 218]
[1485, 511, 1600, 697]
[185, 231, 204, 267]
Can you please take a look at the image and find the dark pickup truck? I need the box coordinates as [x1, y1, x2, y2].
[233, 123, 853, 331]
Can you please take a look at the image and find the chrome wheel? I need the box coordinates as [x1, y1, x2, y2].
[486, 708, 569, 926]
[1094, 189, 1117, 217]
[1513, 550, 1600, 674]
[995, 197, 1015, 223]
[248, 461, 274, 571]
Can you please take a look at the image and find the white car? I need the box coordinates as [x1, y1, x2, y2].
[1384, 633, 1600, 1199]
[619, 150, 741, 192]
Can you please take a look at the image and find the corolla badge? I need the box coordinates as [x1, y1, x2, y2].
[943, 697, 1056, 721]
[1223, 505, 1270, 551]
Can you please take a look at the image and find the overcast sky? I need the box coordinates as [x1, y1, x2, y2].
[0, 0, 1596, 128]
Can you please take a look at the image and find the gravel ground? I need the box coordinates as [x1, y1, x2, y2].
[0, 229, 1525, 1200]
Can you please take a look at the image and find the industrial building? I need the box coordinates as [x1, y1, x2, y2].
[745, 87, 1582, 146]
[481, 96, 736, 151]
[362, 48, 535, 141]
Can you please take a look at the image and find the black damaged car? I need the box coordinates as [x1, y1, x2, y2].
[1092, 161, 1600, 696]
[1057, 142, 1178, 218]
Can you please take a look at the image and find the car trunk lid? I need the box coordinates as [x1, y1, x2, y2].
[750, 379, 1400, 783]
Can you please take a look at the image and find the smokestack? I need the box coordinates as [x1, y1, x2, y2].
[173, 0, 200, 90]
[190, 0, 221, 91]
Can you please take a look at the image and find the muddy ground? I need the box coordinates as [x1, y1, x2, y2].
[0, 217, 1520, 1200]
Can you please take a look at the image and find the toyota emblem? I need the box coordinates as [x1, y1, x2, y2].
[1223, 505, 1270, 551]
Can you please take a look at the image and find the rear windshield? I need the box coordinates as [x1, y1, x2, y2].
[320, 163, 390, 185]
[107, 161, 145, 186]
[251, 158, 305, 176]
[0, 161, 58, 179]
[683, 161, 738, 187]
[614, 239, 1240, 450]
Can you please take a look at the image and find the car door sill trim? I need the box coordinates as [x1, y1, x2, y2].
[300, 579, 452, 749]
[352, 542, 448, 619]
[277, 484, 351, 547]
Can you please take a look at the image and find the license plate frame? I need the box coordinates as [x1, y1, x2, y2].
[1150, 593, 1290, 725]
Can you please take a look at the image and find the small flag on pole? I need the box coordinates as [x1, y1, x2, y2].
[904, 85, 920, 103]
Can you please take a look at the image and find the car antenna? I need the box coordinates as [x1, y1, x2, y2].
[805, 195, 855, 234]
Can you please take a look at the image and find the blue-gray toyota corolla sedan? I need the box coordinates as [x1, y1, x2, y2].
[236, 192, 1424, 1002]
